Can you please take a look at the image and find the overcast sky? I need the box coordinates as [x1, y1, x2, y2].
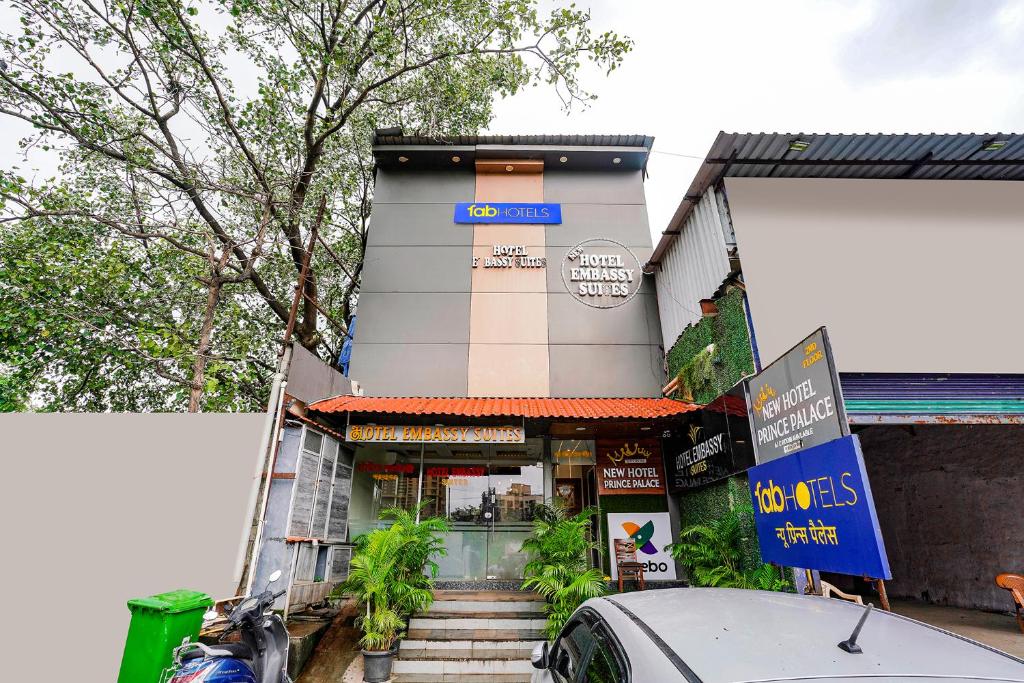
[488, 0, 1024, 240]
[3, 0, 1022, 243]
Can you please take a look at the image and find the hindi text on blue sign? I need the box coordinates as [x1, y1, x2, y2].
[747, 434, 891, 579]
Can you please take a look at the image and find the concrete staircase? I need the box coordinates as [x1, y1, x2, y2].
[393, 590, 547, 682]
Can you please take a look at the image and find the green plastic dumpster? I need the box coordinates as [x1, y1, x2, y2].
[117, 589, 213, 683]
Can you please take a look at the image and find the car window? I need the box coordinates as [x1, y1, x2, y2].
[552, 620, 596, 682]
[582, 627, 625, 683]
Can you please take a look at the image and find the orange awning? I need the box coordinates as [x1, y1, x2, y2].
[307, 396, 699, 420]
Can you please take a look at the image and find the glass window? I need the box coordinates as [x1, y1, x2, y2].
[583, 628, 624, 683]
[303, 429, 324, 454]
[552, 621, 595, 682]
[347, 446, 421, 539]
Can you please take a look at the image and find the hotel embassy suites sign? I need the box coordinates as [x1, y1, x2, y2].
[346, 424, 524, 444]
[561, 238, 643, 309]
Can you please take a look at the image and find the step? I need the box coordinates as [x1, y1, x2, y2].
[406, 626, 546, 641]
[407, 616, 547, 642]
[424, 599, 545, 618]
[392, 675, 531, 683]
[393, 657, 535, 677]
[433, 590, 541, 602]
[400, 639, 542, 661]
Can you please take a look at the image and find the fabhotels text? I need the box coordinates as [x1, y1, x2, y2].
[463, 204, 553, 220]
[753, 472, 858, 549]
[453, 202, 562, 224]
[746, 434, 891, 579]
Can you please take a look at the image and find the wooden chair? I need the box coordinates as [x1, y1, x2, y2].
[614, 539, 645, 593]
[821, 580, 864, 605]
[995, 573, 1024, 634]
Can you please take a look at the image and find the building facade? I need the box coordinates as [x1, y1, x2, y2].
[255, 134, 705, 598]
[350, 133, 664, 398]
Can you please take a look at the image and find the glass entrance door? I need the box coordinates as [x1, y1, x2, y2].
[423, 454, 545, 580]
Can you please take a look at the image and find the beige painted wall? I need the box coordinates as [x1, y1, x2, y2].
[725, 177, 1024, 372]
[1, 414, 264, 681]
[468, 167, 550, 396]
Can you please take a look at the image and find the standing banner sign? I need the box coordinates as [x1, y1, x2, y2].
[747, 434, 891, 579]
[606, 512, 676, 580]
[743, 327, 849, 463]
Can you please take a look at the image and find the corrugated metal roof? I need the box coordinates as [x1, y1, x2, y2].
[841, 373, 1024, 418]
[373, 133, 655, 149]
[655, 187, 733, 350]
[650, 131, 1024, 265]
[307, 395, 699, 419]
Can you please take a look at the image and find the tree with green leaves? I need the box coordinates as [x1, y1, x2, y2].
[0, 0, 631, 411]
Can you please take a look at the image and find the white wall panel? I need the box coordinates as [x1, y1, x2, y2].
[726, 177, 1024, 372]
[654, 188, 732, 349]
[1, 414, 265, 681]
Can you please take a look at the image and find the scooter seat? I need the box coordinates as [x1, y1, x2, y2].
[181, 642, 254, 661]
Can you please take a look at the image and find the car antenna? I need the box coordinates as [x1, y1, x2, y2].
[837, 604, 873, 654]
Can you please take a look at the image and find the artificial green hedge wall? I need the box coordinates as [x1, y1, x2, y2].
[665, 287, 755, 404]
[599, 494, 668, 575]
[675, 474, 763, 571]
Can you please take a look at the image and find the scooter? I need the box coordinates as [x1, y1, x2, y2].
[163, 569, 291, 683]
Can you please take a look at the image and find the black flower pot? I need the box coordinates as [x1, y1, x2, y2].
[362, 647, 396, 682]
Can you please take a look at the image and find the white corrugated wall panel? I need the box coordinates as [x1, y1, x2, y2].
[655, 189, 732, 350]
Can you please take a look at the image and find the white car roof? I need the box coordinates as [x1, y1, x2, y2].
[594, 588, 1024, 683]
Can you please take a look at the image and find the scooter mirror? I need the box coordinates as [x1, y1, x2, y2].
[268, 569, 283, 583]
[202, 609, 219, 622]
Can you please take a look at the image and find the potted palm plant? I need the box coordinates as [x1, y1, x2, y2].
[521, 503, 607, 639]
[337, 503, 450, 682]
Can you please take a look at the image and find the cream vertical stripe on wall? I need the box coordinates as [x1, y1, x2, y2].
[467, 163, 550, 396]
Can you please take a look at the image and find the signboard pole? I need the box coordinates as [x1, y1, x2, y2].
[414, 442, 424, 523]
[876, 579, 891, 611]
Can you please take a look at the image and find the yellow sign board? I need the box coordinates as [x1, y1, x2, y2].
[346, 424, 524, 444]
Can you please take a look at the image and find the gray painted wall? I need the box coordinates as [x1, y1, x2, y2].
[860, 424, 1024, 611]
[350, 165, 665, 397]
[287, 344, 351, 403]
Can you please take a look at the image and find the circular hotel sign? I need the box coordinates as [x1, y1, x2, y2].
[561, 238, 643, 309]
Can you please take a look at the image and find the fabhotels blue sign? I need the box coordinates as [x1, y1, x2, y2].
[454, 202, 562, 224]
[748, 434, 891, 579]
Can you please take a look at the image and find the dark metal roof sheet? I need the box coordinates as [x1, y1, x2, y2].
[649, 131, 1024, 265]
[373, 133, 655, 149]
[708, 132, 1024, 181]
